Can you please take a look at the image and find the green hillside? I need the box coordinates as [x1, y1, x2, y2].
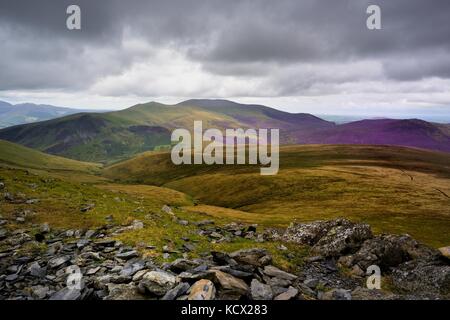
[0, 139, 100, 172]
[104, 144, 450, 247]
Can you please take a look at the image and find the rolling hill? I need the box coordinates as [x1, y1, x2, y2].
[0, 99, 448, 164]
[0, 139, 100, 172]
[103, 144, 450, 247]
[0, 100, 97, 128]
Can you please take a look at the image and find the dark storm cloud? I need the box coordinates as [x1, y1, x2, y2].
[0, 0, 449, 92]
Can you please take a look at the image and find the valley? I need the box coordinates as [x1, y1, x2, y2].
[1, 140, 448, 247]
[1, 138, 449, 300]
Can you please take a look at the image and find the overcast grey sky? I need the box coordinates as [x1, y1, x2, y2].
[0, 0, 449, 117]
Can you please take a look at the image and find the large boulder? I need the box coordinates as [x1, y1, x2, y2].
[350, 234, 438, 271]
[281, 220, 344, 245]
[280, 219, 373, 257]
[390, 259, 450, 298]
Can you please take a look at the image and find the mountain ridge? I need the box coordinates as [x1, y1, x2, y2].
[0, 99, 448, 162]
[0, 100, 99, 128]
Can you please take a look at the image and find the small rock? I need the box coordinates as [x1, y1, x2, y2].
[210, 270, 249, 298]
[50, 288, 81, 300]
[211, 251, 235, 266]
[187, 279, 216, 300]
[4, 192, 14, 201]
[169, 259, 200, 273]
[274, 286, 298, 300]
[131, 220, 144, 230]
[210, 232, 222, 239]
[80, 203, 95, 213]
[182, 243, 196, 252]
[230, 248, 272, 267]
[161, 205, 174, 215]
[211, 266, 253, 279]
[140, 270, 178, 296]
[86, 266, 101, 275]
[77, 239, 90, 249]
[84, 230, 96, 239]
[29, 262, 46, 278]
[132, 270, 148, 282]
[74, 229, 84, 238]
[162, 282, 190, 300]
[40, 223, 50, 233]
[263, 265, 297, 281]
[105, 283, 146, 300]
[81, 251, 102, 261]
[94, 239, 116, 247]
[195, 220, 214, 227]
[350, 264, 365, 277]
[320, 288, 352, 300]
[438, 246, 450, 259]
[0, 228, 8, 239]
[303, 278, 319, 289]
[116, 250, 139, 260]
[250, 279, 273, 300]
[178, 220, 189, 226]
[178, 271, 211, 282]
[7, 264, 21, 274]
[351, 287, 396, 300]
[31, 285, 49, 299]
[5, 274, 19, 282]
[65, 230, 75, 237]
[120, 259, 145, 277]
[48, 255, 71, 269]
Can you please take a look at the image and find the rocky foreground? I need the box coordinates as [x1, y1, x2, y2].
[0, 201, 449, 300]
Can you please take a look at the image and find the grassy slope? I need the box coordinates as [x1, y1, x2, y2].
[0, 166, 305, 270]
[104, 144, 450, 247]
[0, 139, 100, 173]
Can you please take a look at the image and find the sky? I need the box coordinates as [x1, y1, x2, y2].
[0, 0, 450, 118]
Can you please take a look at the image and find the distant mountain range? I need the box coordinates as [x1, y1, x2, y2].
[0, 100, 98, 128]
[0, 99, 448, 162]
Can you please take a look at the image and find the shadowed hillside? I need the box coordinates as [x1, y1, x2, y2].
[301, 119, 450, 153]
[0, 139, 100, 172]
